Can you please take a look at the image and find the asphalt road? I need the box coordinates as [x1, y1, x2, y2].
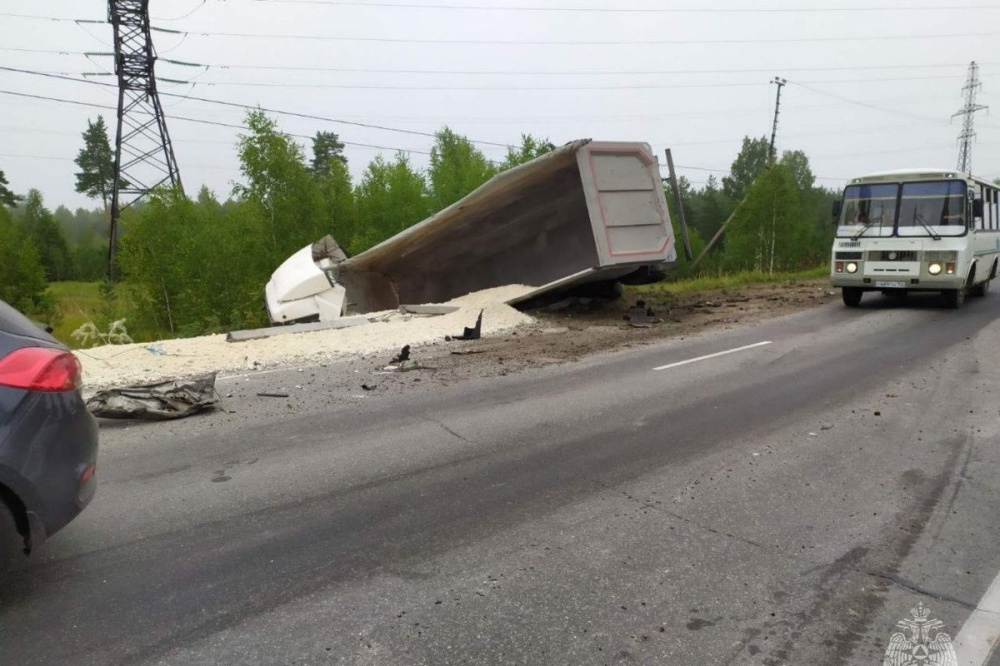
[3, 292, 1000, 665]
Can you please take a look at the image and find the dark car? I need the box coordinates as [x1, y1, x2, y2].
[0, 299, 98, 579]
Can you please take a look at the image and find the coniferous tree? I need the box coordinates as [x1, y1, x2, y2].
[74, 116, 118, 213]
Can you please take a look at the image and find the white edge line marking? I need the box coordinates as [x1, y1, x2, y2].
[653, 341, 773, 372]
[954, 571, 1000, 665]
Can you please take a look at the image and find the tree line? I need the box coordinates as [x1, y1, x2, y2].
[0, 110, 837, 340]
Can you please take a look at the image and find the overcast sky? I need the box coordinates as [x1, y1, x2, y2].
[1, 0, 998, 210]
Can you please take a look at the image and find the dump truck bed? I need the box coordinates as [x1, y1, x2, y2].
[335, 139, 675, 313]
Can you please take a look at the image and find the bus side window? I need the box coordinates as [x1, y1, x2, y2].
[977, 185, 986, 230]
[990, 188, 996, 230]
[993, 188, 999, 231]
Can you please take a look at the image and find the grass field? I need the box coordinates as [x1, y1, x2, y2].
[46, 282, 105, 348]
[629, 266, 829, 295]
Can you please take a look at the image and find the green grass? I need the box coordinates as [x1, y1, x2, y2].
[47, 281, 105, 348]
[629, 266, 829, 295]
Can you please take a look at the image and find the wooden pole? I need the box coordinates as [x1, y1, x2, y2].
[691, 194, 750, 269]
[664, 149, 694, 261]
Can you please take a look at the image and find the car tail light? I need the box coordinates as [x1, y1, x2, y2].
[0, 347, 82, 392]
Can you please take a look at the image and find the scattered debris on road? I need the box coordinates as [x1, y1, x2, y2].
[256, 392, 291, 399]
[86, 373, 219, 420]
[391, 345, 412, 364]
[453, 310, 484, 341]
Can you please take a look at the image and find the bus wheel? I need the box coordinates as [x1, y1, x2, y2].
[944, 288, 966, 309]
[842, 287, 863, 307]
[970, 279, 990, 298]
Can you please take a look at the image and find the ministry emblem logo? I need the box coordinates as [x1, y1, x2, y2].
[883, 602, 957, 666]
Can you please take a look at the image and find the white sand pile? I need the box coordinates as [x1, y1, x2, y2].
[78, 285, 535, 388]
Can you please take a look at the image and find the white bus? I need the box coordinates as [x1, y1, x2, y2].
[831, 168, 1000, 308]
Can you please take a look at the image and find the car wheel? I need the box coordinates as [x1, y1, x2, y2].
[842, 287, 863, 307]
[970, 279, 990, 298]
[0, 500, 22, 584]
[944, 288, 966, 309]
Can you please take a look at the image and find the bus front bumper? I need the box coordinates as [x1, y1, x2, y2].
[831, 274, 965, 290]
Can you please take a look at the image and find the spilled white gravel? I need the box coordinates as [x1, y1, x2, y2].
[78, 285, 535, 388]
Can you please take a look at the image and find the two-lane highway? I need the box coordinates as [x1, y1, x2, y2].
[3, 293, 1000, 665]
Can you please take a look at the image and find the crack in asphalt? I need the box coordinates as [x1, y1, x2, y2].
[588, 477, 800, 562]
[423, 415, 478, 447]
[866, 571, 989, 613]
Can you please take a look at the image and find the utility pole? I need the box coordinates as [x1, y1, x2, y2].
[953, 61, 988, 174]
[768, 77, 787, 165]
[664, 149, 694, 261]
[108, 0, 182, 281]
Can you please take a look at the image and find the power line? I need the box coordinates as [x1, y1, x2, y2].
[151, 27, 1000, 46]
[0, 150, 234, 170]
[0, 123, 433, 153]
[7, 47, 994, 79]
[7, 65, 989, 93]
[135, 73, 991, 92]
[238, 0, 1000, 12]
[153, 0, 210, 21]
[181, 61, 997, 77]
[3, 12, 999, 46]
[0, 66, 511, 148]
[785, 80, 953, 125]
[0, 88, 432, 155]
[666, 163, 849, 183]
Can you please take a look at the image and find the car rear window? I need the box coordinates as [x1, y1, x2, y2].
[0, 299, 58, 344]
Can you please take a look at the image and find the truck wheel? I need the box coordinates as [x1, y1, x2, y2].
[944, 288, 966, 309]
[0, 500, 21, 585]
[842, 287, 863, 307]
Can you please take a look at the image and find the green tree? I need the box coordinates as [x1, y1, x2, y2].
[501, 134, 555, 169]
[690, 175, 734, 247]
[234, 110, 328, 263]
[310, 131, 347, 176]
[427, 127, 497, 211]
[722, 136, 770, 202]
[0, 168, 19, 207]
[19, 190, 74, 281]
[0, 206, 53, 318]
[316, 157, 357, 251]
[353, 153, 430, 253]
[74, 116, 117, 212]
[723, 163, 811, 273]
[779, 149, 816, 192]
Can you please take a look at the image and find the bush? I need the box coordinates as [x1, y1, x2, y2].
[0, 206, 57, 322]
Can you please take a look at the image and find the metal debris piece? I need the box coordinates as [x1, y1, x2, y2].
[453, 310, 483, 341]
[451, 349, 485, 356]
[257, 392, 290, 398]
[87, 373, 219, 420]
[391, 345, 412, 364]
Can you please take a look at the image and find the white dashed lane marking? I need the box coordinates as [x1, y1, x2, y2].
[653, 341, 773, 372]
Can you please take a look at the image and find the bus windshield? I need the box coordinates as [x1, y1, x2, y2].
[837, 183, 897, 237]
[897, 181, 966, 237]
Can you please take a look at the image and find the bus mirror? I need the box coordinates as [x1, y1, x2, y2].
[973, 198, 984, 218]
[831, 200, 842, 222]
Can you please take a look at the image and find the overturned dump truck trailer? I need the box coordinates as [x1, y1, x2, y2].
[266, 139, 676, 323]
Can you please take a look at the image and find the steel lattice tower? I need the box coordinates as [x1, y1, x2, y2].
[952, 61, 989, 174]
[108, 0, 182, 278]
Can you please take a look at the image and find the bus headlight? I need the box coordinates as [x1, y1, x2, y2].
[928, 262, 943, 275]
[846, 262, 858, 274]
